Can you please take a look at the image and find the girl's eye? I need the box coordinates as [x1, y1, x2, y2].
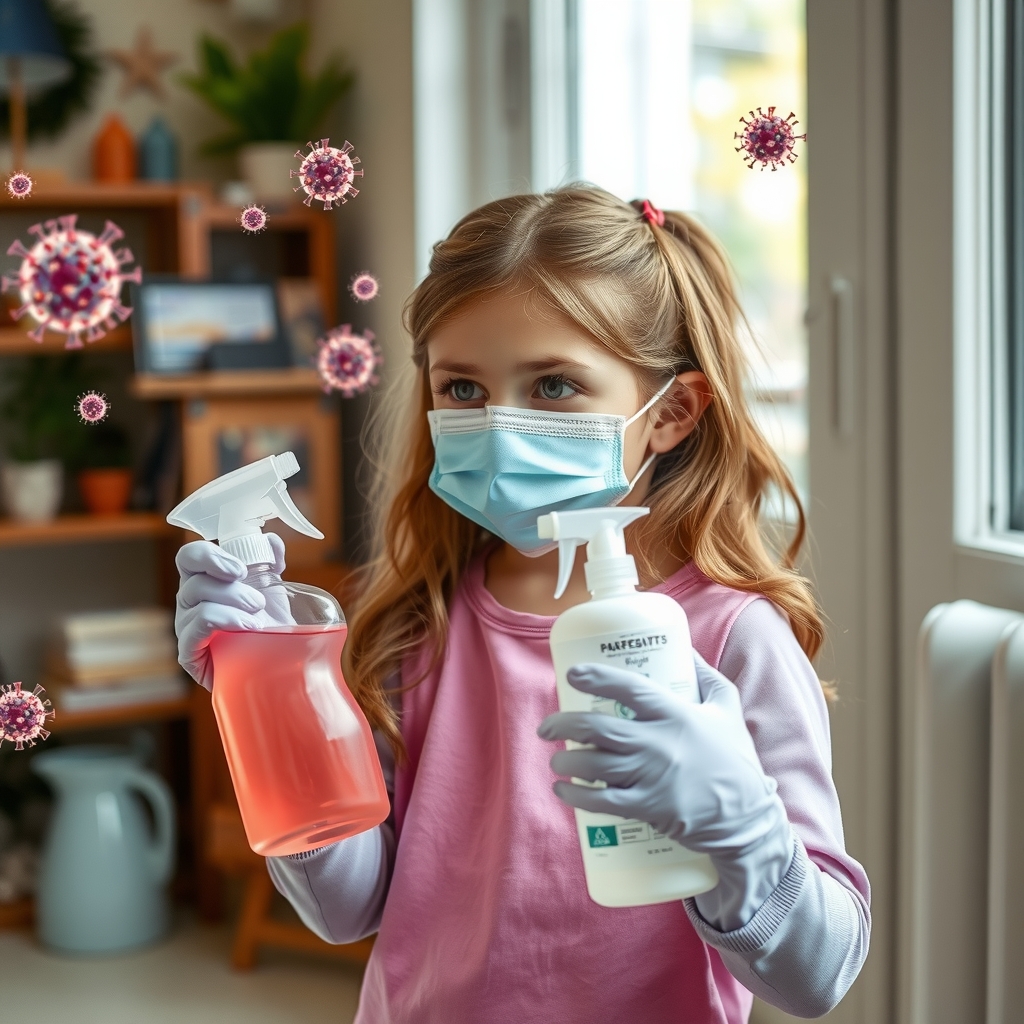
[444, 380, 483, 403]
[536, 375, 578, 401]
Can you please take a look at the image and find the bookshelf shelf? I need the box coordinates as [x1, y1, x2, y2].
[132, 367, 324, 399]
[48, 694, 193, 734]
[0, 180, 212, 209]
[0, 512, 178, 548]
[0, 324, 133, 355]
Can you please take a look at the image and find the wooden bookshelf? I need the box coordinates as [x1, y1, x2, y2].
[0, 324, 133, 355]
[132, 367, 323, 399]
[0, 512, 178, 548]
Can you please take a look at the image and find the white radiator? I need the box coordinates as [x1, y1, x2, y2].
[911, 601, 1024, 1024]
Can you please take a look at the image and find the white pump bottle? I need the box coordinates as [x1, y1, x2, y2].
[538, 506, 719, 907]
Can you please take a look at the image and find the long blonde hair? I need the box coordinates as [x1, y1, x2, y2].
[345, 186, 825, 762]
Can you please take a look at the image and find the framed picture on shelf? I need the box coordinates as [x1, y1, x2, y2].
[131, 279, 293, 374]
[181, 395, 340, 566]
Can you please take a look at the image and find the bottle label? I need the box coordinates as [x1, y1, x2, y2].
[553, 626, 710, 874]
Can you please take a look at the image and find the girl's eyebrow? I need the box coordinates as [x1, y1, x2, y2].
[429, 359, 478, 375]
[515, 357, 592, 373]
[428, 356, 592, 375]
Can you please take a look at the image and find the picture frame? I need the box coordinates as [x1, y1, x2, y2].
[181, 395, 340, 566]
[131, 277, 293, 375]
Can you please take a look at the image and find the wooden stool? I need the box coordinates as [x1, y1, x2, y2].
[205, 802, 375, 970]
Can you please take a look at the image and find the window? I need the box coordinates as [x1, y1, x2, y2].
[569, 0, 809, 497]
[954, 0, 1024, 555]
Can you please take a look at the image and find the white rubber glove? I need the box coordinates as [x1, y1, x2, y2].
[538, 653, 794, 928]
[174, 534, 286, 690]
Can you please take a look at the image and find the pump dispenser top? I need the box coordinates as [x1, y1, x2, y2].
[166, 452, 323, 566]
[537, 506, 649, 600]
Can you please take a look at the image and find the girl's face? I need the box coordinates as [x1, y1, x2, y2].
[425, 290, 710, 490]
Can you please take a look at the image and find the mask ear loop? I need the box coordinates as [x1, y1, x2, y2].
[621, 377, 678, 492]
[624, 376, 677, 428]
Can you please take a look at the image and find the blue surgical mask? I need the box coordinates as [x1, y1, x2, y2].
[427, 378, 674, 554]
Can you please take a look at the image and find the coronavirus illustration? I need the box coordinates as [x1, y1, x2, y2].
[240, 205, 268, 233]
[291, 139, 362, 210]
[734, 107, 806, 170]
[316, 325, 381, 396]
[77, 391, 110, 424]
[350, 272, 379, 302]
[0, 682, 54, 750]
[6, 171, 33, 199]
[2, 216, 142, 348]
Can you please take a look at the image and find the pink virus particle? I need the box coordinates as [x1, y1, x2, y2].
[2, 215, 142, 349]
[77, 390, 110, 424]
[6, 171, 33, 199]
[349, 272, 379, 303]
[316, 324, 382, 396]
[0, 682, 54, 751]
[734, 106, 806, 171]
[240, 204, 268, 233]
[291, 138, 363, 210]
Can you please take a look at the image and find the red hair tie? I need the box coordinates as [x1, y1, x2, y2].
[640, 199, 665, 227]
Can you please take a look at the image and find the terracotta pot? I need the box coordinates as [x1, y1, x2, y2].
[78, 468, 133, 516]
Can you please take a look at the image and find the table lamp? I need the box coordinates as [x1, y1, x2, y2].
[0, 0, 72, 171]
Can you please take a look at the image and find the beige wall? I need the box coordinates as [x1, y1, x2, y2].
[309, 0, 417, 370]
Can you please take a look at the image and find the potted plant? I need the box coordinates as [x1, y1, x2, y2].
[77, 423, 133, 516]
[0, 356, 84, 523]
[180, 23, 354, 201]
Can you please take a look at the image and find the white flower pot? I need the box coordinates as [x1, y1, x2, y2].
[239, 142, 302, 203]
[2, 460, 63, 523]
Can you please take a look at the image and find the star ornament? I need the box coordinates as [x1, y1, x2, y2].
[107, 27, 179, 99]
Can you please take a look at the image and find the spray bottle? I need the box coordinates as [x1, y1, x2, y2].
[167, 453, 389, 857]
[537, 506, 718, 907]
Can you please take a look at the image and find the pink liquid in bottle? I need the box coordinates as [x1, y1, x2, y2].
[210, 624, 389, 857]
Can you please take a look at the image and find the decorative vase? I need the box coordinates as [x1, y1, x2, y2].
[1, 460, 63, 522]
[239, 141, 299, 202]
[138, 116, 178, 182]
[93, 114, 136, 183]
[78, 468, 133, 516]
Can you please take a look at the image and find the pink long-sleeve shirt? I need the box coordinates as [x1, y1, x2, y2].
[269, 553, 870, 1022]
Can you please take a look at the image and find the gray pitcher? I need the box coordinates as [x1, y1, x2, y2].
[32, 745, 176, 954]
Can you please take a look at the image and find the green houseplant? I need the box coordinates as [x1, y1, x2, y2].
[0, 356, 85, 523]
[180, 23, 354, 200]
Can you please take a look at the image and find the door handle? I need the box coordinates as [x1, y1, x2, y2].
[830, 275, 857, 438]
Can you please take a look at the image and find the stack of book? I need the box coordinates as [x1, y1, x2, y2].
[45, 608, 188, 712]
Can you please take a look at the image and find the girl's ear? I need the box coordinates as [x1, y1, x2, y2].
[648, 372, 713, 453]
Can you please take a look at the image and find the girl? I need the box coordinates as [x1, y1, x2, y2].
[175, 187, 869, 1023]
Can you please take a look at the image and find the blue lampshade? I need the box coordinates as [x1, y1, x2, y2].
[0, 0, 72, 93]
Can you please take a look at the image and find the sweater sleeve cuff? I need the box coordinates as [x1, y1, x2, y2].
[684, 834, 808, 953]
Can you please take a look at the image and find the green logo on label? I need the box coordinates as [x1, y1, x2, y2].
[587, 825, 619, 848]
